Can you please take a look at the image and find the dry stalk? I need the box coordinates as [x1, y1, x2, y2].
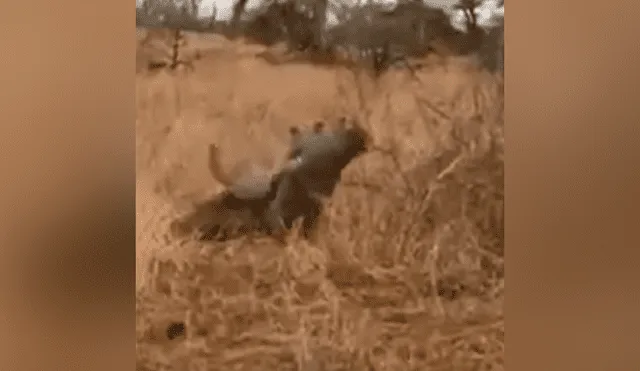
[396, 152, 465, 251]
[428, 243, 446, 318]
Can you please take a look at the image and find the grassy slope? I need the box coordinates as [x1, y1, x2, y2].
[136, 29, 504, 371]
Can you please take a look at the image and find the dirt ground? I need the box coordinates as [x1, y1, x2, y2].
[136, 29, 504, 371]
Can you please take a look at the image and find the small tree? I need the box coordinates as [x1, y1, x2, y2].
[231, 0, 250, 35]
[453, 0, 486, 55]
[208, 5, 218, 30]
[454, 0, 483, 32]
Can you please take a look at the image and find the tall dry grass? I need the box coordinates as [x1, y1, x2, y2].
[136, 37, 503, 371]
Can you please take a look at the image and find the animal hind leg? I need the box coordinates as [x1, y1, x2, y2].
[301, 200, 323, 241]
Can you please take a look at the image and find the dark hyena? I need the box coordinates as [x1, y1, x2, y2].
[170, 116, 371, 242]
[264, 116, 371, 238]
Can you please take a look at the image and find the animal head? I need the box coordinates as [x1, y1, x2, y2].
[287, 119, 325, 154]
[334, 115, 371, 158]
[286, 116, 371, 164]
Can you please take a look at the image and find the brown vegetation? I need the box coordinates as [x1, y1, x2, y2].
[136, 26, 503, 369]
[136, 2, 504, 364]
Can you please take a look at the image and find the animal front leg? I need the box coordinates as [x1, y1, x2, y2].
[264, 172, 295, 238]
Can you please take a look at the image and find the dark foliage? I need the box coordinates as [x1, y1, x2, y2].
[136, 0, 503, 74]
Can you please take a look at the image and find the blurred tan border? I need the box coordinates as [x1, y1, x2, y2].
[0, 0, 134, 370]
[0, 0, 638, 370]
[507, 0, 640, 370]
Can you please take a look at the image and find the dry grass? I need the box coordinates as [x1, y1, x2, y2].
[136, 30, 504, 371]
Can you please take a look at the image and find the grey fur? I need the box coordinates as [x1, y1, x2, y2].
[170, 117, 370, 242]
[264, 116, 370, 236]
[222, 164, 274, 200]
[207, 144, 275, 199]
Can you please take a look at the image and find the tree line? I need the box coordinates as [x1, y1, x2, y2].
[136, 0, 504, 73]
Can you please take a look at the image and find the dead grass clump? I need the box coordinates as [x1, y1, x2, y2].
[136, 46, 503, 370]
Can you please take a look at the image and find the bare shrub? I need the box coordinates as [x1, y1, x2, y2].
[137, 27, 195, 72]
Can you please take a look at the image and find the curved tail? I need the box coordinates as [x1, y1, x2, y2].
[207, 144, 236, 187]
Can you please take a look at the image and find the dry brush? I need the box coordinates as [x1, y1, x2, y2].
[136, 48, 504, 371]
